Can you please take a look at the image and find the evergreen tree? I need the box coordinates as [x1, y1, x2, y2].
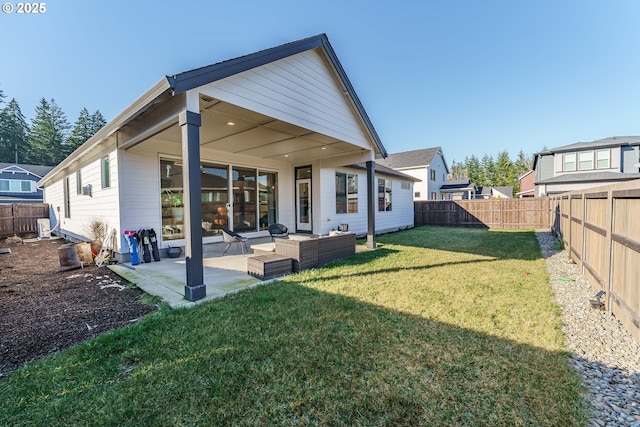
[514, 149, 533, 176]
[0, 98, 29, 163]
[449, 159, 468, 180]
[89, 110, 106, 135]
[479, 154, 495, 186]
[65, 108, 92, 158]
[65, 108, 107, 158]
[465, 155, 481, 184]
[50, 99, 70, 164]
[27, 98, 70, 166]
[495, 150, 515, 188]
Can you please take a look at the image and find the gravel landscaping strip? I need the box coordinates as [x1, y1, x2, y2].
[536, 231, 640, 427]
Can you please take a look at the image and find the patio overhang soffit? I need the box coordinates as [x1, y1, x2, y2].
[117, 93, 375, 165]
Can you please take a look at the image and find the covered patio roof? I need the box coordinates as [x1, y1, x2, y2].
[39, 33, 386, 302]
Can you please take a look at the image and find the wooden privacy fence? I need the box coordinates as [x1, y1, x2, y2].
[414, 198, 550, 229]
[0, 204, 50, 237]
[550, 179, 640, 343]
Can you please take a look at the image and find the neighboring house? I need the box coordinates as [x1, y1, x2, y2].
[376, 147, 449, 200]
[517, 170, 535, 198]
[475, 186, 513, 199]
[37, 34, 416, 300]
[439, 178, 477, 200]
[534, 136, 640, 196]
[0, 163, 54, 204]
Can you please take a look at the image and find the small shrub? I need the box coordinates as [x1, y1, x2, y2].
[553, 237, 565, 251]
[84, 216, 109, 243]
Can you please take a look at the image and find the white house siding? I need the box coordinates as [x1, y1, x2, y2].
[198, 49, 373, 152]
[428, 152, 448, 200]
[376, 178, 414, 234]
[317, 167, 413, 236]
[399, 168, 427, 200]
[44, 147, 120, 243]
[121, 137, 296, 250]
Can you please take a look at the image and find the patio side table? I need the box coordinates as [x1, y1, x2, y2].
[247, 254, 292, 280]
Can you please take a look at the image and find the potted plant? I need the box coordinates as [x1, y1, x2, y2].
[162, 190, 184, 220]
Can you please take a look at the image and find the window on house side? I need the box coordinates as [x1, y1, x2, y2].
[347, 174, 358, 213]
[76, 170, 82, 195]
[401, 181, 410, 190]
[64, 177, 71, 218]
[563, 153, 576, 171]
[578, 151, 593, 170]
[378, 179, 392, 211]
[101, 156, 111, 188]
[596, 149, 610, 169]
[430, 169, 436, 181]
[431, 192, 436, 200]
[414, 191, 420, 198]
[336, 172, 358, 214]
[336, 173, 347, 214]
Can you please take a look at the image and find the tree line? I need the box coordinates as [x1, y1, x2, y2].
[0, 88, 106, 166]
[449, 149, 534, 194]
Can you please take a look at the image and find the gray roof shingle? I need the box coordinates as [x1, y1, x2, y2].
[535, 171, 640, 184]
[376, 147, 442, 169]
[0, 163, 54, 178]
[537, 136, 640, 155]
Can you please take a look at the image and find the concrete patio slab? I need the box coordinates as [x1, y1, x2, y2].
[109, 236, 273, 308]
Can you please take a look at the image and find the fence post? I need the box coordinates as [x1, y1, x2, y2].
[606, 190, 614, 314]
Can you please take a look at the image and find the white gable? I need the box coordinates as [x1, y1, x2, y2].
[198, 49, 373, 151]
[1, 165, 30, 174]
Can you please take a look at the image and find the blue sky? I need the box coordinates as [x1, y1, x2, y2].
[1, 0, 639, 163]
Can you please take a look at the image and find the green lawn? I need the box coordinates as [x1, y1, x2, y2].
[0, 226, 590, 426]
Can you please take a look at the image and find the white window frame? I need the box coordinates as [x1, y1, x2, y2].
[578, 151, 594, 170]
[101, 155, 111, 189]
[335, 172, 358, 214]
[563, 153, 576, 171]
[0, 179, 32, 193]
[596, 149, 610, 169]
[378, 179, 392, 212]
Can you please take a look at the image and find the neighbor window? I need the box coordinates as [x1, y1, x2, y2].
[414, 191, 421, 198]
[430, 169, 436, 181]
[101, 155, 110, 188]
[336, 172, 358, 214]
[596, 149, 610, 169]
[431, 192, 437, 200]
[401, 181, 410, 190]
[0, 179, 31, 192]
[378, 179, 392, 211]
[563, 153, 576, 171]
[578, 151, 593, 170]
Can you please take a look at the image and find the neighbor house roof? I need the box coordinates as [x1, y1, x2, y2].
[40, 34, 386, 186]
[440, 178, 476, 192]
[533, 136, 640, 170]
[535, 171, 640, 184]
[376, 147, 448, 172]
[476, 186, 513, 198]
[0, 163, 54, 178]
[349, 163, 421, 182]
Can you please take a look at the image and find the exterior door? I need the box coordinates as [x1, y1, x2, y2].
[296, 178, 312, 232]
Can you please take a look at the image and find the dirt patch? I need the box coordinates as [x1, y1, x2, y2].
[0, 238, 157, 377]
